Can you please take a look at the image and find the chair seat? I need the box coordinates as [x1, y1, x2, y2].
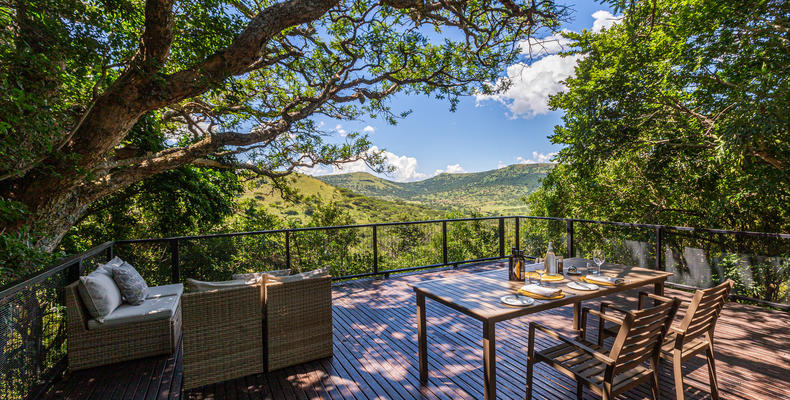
[87, 295, 180, 329]
[659, 332, 710, 360]
[146, 283, 184, 299]
[537, 341, 652, 392]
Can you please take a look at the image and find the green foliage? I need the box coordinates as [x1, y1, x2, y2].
[59, 166, 243, 255]
[0, 198, 59, 285]
[531, 0, 790, 234]
[719, 254, 790, 304]
[527, 0, 790, 307]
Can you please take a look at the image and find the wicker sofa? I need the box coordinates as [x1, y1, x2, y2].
[64, 281, 182, 370]
[180, 270, 333, 391]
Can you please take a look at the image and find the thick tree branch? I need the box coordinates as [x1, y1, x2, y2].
[139, 0, 176, 68]
[151, 0, 342, 108]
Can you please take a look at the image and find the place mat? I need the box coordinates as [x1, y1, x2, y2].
[581, 275, 625, 286]
[525, 272, 564, 282]
[518, 287, 565, 300]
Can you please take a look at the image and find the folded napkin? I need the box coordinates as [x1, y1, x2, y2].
[519, 284, 562, 298]
[584, 275, 625, 286]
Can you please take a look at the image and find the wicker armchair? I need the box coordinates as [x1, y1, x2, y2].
[64, 281, 181, 371]
[181, 284, 265, 391]
[264, 274, 333, 371]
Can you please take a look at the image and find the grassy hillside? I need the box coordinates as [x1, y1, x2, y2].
[317, 163, 552, 215]
[242, 173, 445, 225]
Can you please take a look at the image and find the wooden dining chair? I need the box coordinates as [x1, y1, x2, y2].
[597, 280, 734, 400]
[527, 295, 680, 400]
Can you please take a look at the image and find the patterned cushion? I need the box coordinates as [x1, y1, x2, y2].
[111, 262, 149, 305]
[78, 270, 123, 321]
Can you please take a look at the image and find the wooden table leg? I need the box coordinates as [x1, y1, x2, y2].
[417, 291, 428, 383]
[573, 301, 582, 332]
[654, 280, 665, 296]
[654, 280, 665, 306]
[482, 320, 496, 400]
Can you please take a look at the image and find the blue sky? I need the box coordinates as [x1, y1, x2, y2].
[305, 1, 618, 182]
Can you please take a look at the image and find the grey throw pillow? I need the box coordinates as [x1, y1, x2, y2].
[78, 270, 123, 321]
[112, 262, 149, 305]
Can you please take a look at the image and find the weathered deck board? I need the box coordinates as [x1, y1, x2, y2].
[47, 262, 790, 399]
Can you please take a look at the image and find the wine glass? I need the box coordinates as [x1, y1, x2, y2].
[536, 269, 545, 286]
[592, 249, 605, 275]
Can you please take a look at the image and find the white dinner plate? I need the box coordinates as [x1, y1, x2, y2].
[567, 281, 599, 291]
[500, 294, 535, 306]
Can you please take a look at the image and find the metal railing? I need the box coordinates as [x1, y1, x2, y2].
[1, 215, 789, 399]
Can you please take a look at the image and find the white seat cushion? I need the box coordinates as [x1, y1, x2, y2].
[268, 268, 329, 283]
[232, 269, 290, 284]
[146, 283, 184, 299]
[87, 295, 179, 330]
[185, 277, 258, 292]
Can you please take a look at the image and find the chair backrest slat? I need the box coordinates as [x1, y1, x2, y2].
[610, 298, 680, 375]
[679, 280, 734, 343]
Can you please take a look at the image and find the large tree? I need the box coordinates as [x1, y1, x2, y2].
[529, 0, 790, 233]
[0, 0, 565, 251]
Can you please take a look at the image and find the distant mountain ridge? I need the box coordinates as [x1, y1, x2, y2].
[242, 173, 445, 224]
[317, 163, 552, 215]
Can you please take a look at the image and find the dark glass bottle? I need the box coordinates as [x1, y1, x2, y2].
[508, 247, 519, 281]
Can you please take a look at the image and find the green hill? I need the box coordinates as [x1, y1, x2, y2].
[317, 163, 552, 215]
[242, 173, 445, 225]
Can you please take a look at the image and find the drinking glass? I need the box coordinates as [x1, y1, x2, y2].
[536, 269, 545, 286]
[592, 249, 605, 275]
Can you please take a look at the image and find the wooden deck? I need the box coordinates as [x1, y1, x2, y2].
[47, 261, 790, 400]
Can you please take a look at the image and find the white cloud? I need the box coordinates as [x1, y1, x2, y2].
[433, 163, 468, 176]
[518, 30, 572, 57]
[497, 160, 507, 169]
[299, 146, 428, 182]
[478, 53, 583, 118]
[477, 10, 621, 119]
[517, 151, 557, 164]
[592, 10, 621, 33]
[362, 125, 375, 134]
[335, 124, 347, 137]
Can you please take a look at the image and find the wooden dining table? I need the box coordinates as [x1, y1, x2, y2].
[410, 257, 674, 400]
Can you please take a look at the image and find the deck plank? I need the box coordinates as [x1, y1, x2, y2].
[48, 261, 790, 399]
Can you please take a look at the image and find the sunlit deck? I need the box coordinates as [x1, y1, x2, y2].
[46, 261, 790, 399]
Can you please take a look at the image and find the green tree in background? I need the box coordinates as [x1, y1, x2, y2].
[0, 0, 567, 260]
[529, 0, 789, 233]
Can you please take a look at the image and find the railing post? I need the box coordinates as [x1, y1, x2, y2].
[170, 239, 180, 283]
[566, 220, 574, 258]
[285, 230, 291, 270]
[515, 217, 520, 250]
[372, 225, 378, 275]
[442, 221, 448, 265]
[498, 217, 505, 258]
[67, 260, 82, 283]
[105, 244, 114, 262]
[655, 227, 664, 271]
